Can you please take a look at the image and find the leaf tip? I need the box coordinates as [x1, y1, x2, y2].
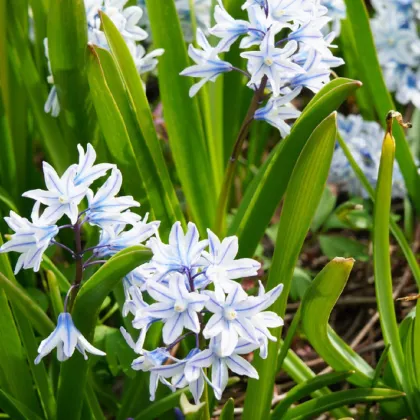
[332, 256, 355, 267]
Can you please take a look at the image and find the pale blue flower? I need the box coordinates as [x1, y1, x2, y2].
[147, 221, 208, 282]
[321, 0, 346, 34]
[209, 0, 251, 52]
[0, 202, 59, 274]
[242, 0, 266, 10]
[269, 0, 310, 24]
[200, 229, 261, 299]
[203, 282, 283, 356]
[128, 43, 165, 74]
[241, 30, 304, 97]
[146, 274, 209, 344]
[93, 215, 159, 258]
[85, 168, 141, 229]
[240, 5, 271, 49]
[131, 348, 176, 401]
[73, 143, 114, 187]
[35, 312, 105, 364]
[187, 336, 259, 399]
[254, 89, 301, 136]
[122, 263, 157, 295]
[150, 348, 216, 404]
[23, 162, 87, 225]
[180, 28, 233, 97]
[121, 287, 156, 353]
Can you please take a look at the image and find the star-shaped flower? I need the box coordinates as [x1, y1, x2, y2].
[35, 312, 105, 364]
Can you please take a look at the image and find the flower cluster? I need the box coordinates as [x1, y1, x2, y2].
[329, 113, 406, 198]
[45, 0, 163, 117]
[371, 0, 420, 107]
[180, 0, 344, 136]
[0, 144, 159, 362]
[120, 222, 284, 403]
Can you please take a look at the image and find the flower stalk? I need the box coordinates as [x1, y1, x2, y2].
[215, 76, 268, 234]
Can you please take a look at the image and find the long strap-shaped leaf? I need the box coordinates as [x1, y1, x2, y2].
[271, 370, 354, 419]
[282, 388, 404, 420]
[100, 13, 185, 234]
[56, 246, 152, 420]
[48, 0, 95, 146]
[344, 0, 420, 212]
[145, 0, 216, 234]
[230, 78, 361, 258]
[86, 45, 151, 212]
[7, 7, 73, 173]
[0, 238, 51, 418]
[242, 113, 337, 420]
[301, 258, 376, 387]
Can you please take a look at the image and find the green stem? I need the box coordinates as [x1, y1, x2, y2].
[214, 76, 268, 234]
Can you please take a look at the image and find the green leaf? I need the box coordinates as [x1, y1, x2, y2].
[145, 0, 217, 233]
[0, 186, 19, 213]
[0, 92, 17, 198]
[46, 269, 64, 318]
[319, 235, 369, 261]
[96, 16, 185, 233]
[242, 113, 338, 420]
[230, 78, 361, 257]
[343, 0, 420, 212]
[271, 370, 354, 419]
[282, 388, 405, 420]
[301, 258, 376, 387]
[281, 347, 351, 418]
[0, 272, 55, 336]
[219, 398, 234, 420]
[0, 238, 45, 416]
[48, 0, 94, 144]
[0, 389, 44, 420]
[86, 45, 150, 210]
[311, 186, 336, 232]
[7, 11, 73, 173]
[289, 268, 312, 301]
[415, 301, 420, 390]
[56, 246, 152, 420]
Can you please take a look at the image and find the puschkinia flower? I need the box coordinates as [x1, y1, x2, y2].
[35, 312, 105, 364]
[181, 0, 345, 137]
[147, 275, 209, 344]
[329, 114, 408, 198]
[45, 0, 163, 117]
[84, 168, 141, 230]
[22, 162, 87, 225]
[180, 28, 233, 97]
[0, 202, 58, 274]
[121, 220, 284, 403]
[254, 89, 302, 137]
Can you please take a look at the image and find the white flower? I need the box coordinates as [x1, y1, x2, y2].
[209, 0, 251, 52]
[146, 274, 209, 344]
[200, 229, 261, 299]
[73, 143, 114, 187]
[23, 162, 87, 225]
[187, 336, 259, 399]
[180, 28, 233, 97]
[147, 221, 208, 282]
[85, 168, 140, 230]
[241, 30, 304, 97]
[203, 282, 283, 356]
[35, 312, 105, 364]
[0, 202, 59, 274]
[254, 89, 301, 136]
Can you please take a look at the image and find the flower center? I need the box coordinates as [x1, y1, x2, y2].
[264, 57, 274, 66]
[58, 195, 69, 204]
[174, 300, 187, 313]
[387, 37, 395, 46]
[275, 9, 285, 17]
[224, 307, 237, 321]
